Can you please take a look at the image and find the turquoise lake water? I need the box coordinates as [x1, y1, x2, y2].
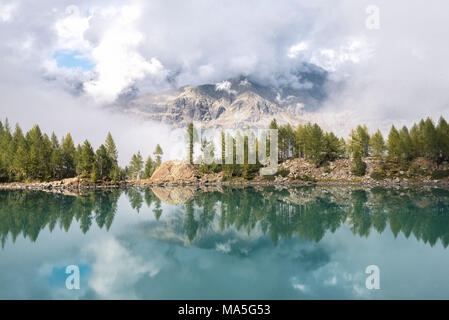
[0, 186, 449, 299]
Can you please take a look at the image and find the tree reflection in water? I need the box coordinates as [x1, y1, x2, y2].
[1, 186, 449, 248]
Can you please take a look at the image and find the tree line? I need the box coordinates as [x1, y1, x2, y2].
[187, 115, 449, 178]
[0, 119, 164, 183]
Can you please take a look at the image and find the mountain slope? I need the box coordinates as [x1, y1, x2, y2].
[124, 64, 328, 128]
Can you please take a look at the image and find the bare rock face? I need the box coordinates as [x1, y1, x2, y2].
[124, 67, 328, 128]
[150, 160, 199, 183]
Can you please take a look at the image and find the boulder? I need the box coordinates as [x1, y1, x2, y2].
[150, 160, 199, 183]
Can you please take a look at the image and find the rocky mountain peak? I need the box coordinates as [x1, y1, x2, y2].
[124, 63, 328, 128]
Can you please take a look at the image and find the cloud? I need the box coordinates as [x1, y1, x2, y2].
[82, 4, 166, 103]
[0, 2, 17, 22]
[86, 237, 161, 299]
[1, 0, 449, 147]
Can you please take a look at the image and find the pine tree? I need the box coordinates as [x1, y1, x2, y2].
[128, 151, 143, 180]
[104, 132, 118, 175]
[295, 124, 305, 158]
[323, 132, 343, 162]
[422, 118, 439, 163]
[437, 117, 449, 162]
[387, 125, 401, 162]
[61, 133, 76, 178]
[79, 140, 95, 178]
[351, 148, 367, 176]
[399, 126, 413, 165]
[370, 129, 385, 160]
[187, 123, 194, 164]
[153, 144, 163, 166]
[349, 125, 370, 157]
[95, 144, 112, 179]
[90, 165, 98, 184]
[307, 124, 324, 166]
[143, 156, 154, 179]
[26, 125, 47, 180]
[12, 124, 28, 181]
[221, 130, 226, 165]
[409, 123, 422, 158]
[0, 119, 13, 181]
[42, 134, 52, 181]
[74, 144, 82, 175]
[50, 132, 62, 180]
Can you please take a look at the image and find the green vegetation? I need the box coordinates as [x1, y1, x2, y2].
[186, 115, 449, 180]
[1, 114, 448, 184]
[0, 119, 163, 183]
[431, 170, 449, 180]
[276, 168, 290, 177]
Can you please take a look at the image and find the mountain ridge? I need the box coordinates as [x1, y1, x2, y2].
[123, 63, 329, 128]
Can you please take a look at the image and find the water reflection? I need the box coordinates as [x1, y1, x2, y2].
[1, 186, 449, 249]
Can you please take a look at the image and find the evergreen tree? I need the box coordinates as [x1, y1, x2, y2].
[153, 144, 163, 166]
[95, 144, 112, 179]
[187, 123, 194, 164]
[12, 124, 28, 181]
[143, 155, 154, 179]
[349, 125, 370, 157]
[387, 125, 401, 162]
[0, 119, 13, 181]
[79, 140, 95, 178]
[74, 144, 83, 176]
[26, 125, 47, 180]
[61, 133, 76, 178]
[295, 124, 305, 158]
[50, 132, 62, 180]
[104, 132, 118, 175]
[307, 124, 324, 166]
[370, 129, 386, 160]
[351, 148, 366, 176]
[399, 126, 413, 165]
[322, 132, 343, 162]
[128, 151, 143, 180]
[90, 165, 98, 184]
[437, 117, 449, 162]
[221, 130, 226, 165]
[422, 118, 439, 163]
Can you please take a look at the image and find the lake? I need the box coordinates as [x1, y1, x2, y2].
[1, 185, 449, 299]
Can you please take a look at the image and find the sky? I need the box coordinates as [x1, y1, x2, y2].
[0, 0, 449, 164]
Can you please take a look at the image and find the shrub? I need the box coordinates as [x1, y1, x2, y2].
[276, 168, 290, 178]
[370, 170, 386, 181]
[351, 151, 366, 176]
[351, 161, 367, 176]
[298, 175, 317, 182]
[431, 169, 449, 180]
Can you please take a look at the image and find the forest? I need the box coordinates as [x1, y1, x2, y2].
[187, 116, 449, 179]
[0, 119, 163, 183]
[1, 115, 449, 183]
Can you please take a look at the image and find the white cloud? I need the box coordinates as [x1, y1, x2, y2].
[52, 4, 167, 103]
[54, 5, 91, 52]
[0, 2, 17, 22]
[288, 42, 308, 58]
[215, 80, 237, 95]
[87, 237, 161, 299]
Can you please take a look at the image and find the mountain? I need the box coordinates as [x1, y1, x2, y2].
[123, 63, 329, 128]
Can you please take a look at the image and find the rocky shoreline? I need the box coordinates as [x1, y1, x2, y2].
[1, 157, 449, 191]
[1, 179, 449, 191]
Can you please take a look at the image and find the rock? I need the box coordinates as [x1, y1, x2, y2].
[150, 160, 199, 183]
